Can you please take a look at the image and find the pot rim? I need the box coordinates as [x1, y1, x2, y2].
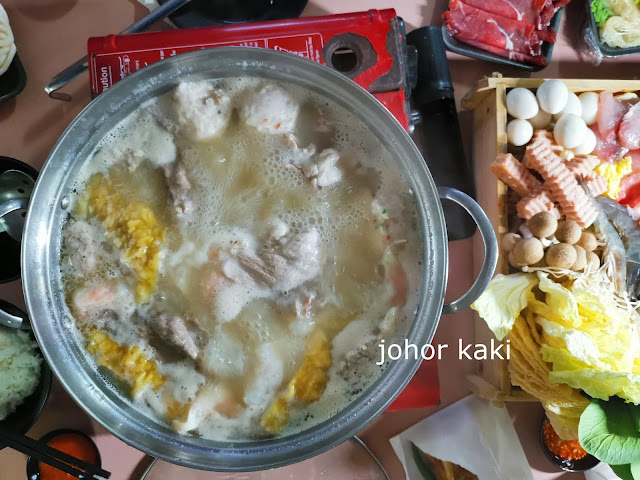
[22, 47, 447, 471]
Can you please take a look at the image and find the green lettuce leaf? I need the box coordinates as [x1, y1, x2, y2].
[411, 442, 437, 480]
[471, 273, 538, 341]
[579, 397, 640, 465]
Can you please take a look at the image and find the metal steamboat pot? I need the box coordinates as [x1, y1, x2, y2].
[20, 48, 497, 471]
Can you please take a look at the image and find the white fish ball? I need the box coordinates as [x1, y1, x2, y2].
[579, 92, 599, 126]
[507, 119, 534, 147]
[553, 113, 587, 149]
[536, 80, 569, 114]
[506, 88, 539, 119]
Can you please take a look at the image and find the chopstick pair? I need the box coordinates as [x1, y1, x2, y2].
[0, 428, 111, 479]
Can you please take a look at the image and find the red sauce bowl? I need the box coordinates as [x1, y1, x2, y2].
[539, 417, 599, 472]
[26, 429, 101, 480]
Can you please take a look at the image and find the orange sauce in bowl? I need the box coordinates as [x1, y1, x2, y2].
[39, 433, 99, 480]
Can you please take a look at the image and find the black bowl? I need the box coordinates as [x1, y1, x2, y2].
[26, 429, 102, 479]
[540, 417, 600, 472]
[0, 326, 52, 447]
[0, 53, 27, 103]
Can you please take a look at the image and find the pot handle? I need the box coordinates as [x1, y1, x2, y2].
[438, 187, 498, 315]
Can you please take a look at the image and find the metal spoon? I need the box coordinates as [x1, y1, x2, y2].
[45, 0, 193, 98]
[0, 169, 34, 241]
[0, 300, 30, 330]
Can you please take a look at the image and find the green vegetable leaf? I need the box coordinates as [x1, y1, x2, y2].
[591, 0, 615, 27]
[611, 464, 633, 480]
[411, 443, 437, 480]
[632, 461, 640, 479]
[579, 398, 640, 465]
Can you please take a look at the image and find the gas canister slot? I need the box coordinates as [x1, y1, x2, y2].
[321, 33, 376, 79]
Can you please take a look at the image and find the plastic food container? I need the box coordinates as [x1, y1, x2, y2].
[585, 0, 640, 57]
[441, 8, 564, 72]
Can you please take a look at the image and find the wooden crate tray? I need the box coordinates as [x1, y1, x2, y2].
[462, 75, 640, 406]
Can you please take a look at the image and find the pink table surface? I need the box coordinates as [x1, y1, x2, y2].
[0, 0, 638, 479]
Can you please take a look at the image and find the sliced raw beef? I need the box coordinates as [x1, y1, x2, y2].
[461, 0, 545, 25]
[443, 0, 544, 63]
[619, 103, 640, 151]
[442, 0, 570, 66]
[537, 26, 556, 43]
[592, 125, 629, 163]
[540, 0, 556, 26]
[452, 38, 546, 65]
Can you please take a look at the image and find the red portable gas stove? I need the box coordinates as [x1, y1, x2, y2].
[86, 9, 440, 411]
[88, 9, 412, 129]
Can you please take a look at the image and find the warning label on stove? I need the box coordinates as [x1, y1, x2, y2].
[90, 33, 324, 94]
[267, 35, 323, 62]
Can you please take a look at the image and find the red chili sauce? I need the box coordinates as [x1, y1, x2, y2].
[544, 419, 588, 461]
[39, 433, 99, 480]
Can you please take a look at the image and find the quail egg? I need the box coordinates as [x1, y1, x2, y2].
[507, 119, 534, 146]
[506, 88, 539, 119]
[554, 113, 587, 149]
[553, 91, 582, 121]
[529, 109, 552, 129]
[573, 127, 597, 155]
[578, 92, 599, 126]
[536, 80, 569, 115]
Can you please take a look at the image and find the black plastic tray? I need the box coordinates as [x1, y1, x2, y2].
[0, 53, 26, 103]
[441, 8, 564, 72]
[585, 0, 640, 57]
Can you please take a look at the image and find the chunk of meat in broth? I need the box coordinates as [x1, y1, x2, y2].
[63, 220, 110, 276]
[163, 162, 193, 216]
[303, 148, 342, 189]
[172, 81, 232, 140]
[282, 133, 316, 165]
[153, 312, 208, 361]
[223, 228, 323, 292]
[242, 85, 299, 134]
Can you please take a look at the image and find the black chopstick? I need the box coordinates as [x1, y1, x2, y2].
[0, 429, 111, 479]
